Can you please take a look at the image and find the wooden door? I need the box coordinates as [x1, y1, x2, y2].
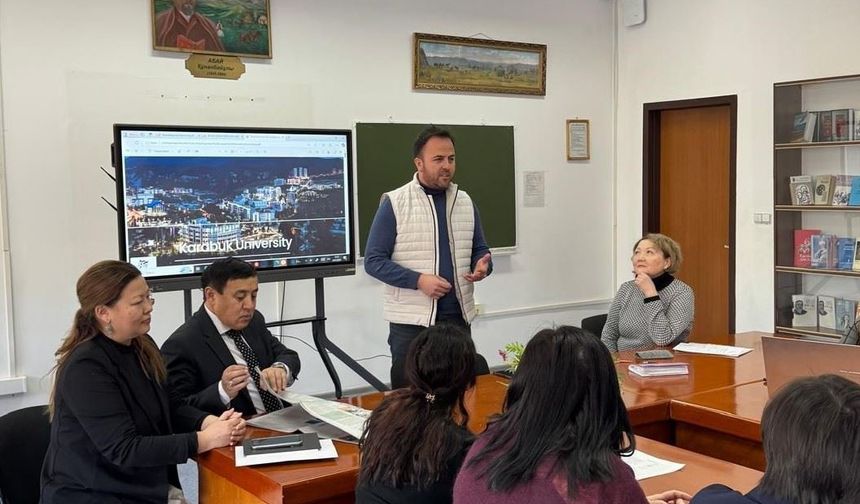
[648, 102, 735, 343]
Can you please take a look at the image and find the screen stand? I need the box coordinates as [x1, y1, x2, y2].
[183, 289, 193, 321]
[181, 278, 389, 398]
[266, 278, 389, 398]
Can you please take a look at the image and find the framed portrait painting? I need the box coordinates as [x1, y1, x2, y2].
[152, 0, 272, 59]
[414, 33, 547, 96]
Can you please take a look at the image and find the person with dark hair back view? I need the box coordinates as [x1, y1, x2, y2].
[356, 324, 478, 504]
[41, 260, 245, 504]
[162, 257, 301, 421]
[691, 374, 860, 504]
[364, 126, 493, 389]
[453, 326, 689, 504]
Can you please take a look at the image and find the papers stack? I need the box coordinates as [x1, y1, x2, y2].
[246, 405, 358, 443]
[274, 390, 371, 439]
[621, 450, 685, 480]
[673, 342, 753, 357]
[628, 362, 689, 377]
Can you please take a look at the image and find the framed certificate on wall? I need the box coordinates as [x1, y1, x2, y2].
[566, 119, 590, 161]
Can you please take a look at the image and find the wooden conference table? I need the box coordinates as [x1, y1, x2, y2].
[197, 332, 771, 503]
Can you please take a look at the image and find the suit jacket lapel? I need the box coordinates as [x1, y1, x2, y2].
[194, 307, 256, 414]
[195, 307, 236, 368]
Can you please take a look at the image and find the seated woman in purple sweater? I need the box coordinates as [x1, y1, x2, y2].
[356, 324, 477, 504]
[453, 326, 689, 504]
[692, 374, 860, 504]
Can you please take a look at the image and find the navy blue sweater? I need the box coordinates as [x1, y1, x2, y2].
[692, 485, 791, 504]
[364, 185, 491, 319]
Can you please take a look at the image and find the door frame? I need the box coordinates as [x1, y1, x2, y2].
[642, 95, 737, 334]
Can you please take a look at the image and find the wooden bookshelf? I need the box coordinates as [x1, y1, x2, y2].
[774, 326, 843, 340]
[774, 266, 860, 278]
[774, 205, 860, 212]
[773, 74, 860, 340]
[774, 140, 860, 150]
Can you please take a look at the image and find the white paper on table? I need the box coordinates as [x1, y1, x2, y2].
[234, 438, 339, 467]
[275, 390, 371, 439]
[246, 405, 358, 443]
[621, 450, 685, 480]
[673, 342, 753, 357]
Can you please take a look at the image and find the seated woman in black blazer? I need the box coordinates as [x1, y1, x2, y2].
[355, 324, 477, 504]
[692, 374, 860, 504]
[41, 260, 246, 504]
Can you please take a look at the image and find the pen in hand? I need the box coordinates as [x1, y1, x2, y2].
[255, 365, 271, 393]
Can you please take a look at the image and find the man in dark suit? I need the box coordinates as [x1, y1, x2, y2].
[162, 257, 301, 419]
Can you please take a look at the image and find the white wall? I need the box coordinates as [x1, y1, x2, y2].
[0, 0, 615, 413]
[615, 0, 860, 333]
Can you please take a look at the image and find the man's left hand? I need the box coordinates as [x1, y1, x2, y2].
[260, 366, 288, 393]
[464, 253, 491, 282]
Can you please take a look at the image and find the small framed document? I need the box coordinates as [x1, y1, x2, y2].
[566, 119, 590, 161]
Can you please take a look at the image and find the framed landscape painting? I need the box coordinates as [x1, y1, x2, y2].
[413, 33, 547, 96]
[152, 0, 272, 58]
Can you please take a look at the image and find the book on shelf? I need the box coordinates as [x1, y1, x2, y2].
[836, 298, 857, 332]
[854, 238, 860, 271]
[837, 238, 855, 270]
[790, 111, 817, 143]
[792, 294, 817, 328]
[817, 295, 837, 331]
[854, 109, 860, 141]
[789, 175, 814, 205]
[849, 178, 860, 206]
[832, 109, 854, 142]
[810, 233, 836, 268]
[817, 110, 833, 142]
[793, 229, 820, 268]
[814, 175, 835, 205]
[832, 175, 853, 205]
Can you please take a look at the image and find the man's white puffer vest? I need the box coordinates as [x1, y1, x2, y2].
[383, 173, 476, 326]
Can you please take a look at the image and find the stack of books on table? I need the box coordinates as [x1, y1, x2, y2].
[627, 362, 689, 377]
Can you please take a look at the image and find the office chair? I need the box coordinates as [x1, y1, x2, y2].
[0, 405, 51, 504]
[475, 354, 490, 376]
[581, 313, 608, 339]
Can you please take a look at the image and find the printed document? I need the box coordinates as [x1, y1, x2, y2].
[673, 342, 753, 357]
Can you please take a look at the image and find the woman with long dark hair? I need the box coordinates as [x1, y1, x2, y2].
[356, 323, 477, 504]
[41, 260, 245, 504]
[692, 374, 860, 504]
[453, 326, 689, 504]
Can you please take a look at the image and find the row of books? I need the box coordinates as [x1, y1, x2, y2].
[790, 109, 859, 143]
[789, 175, 858, 206]
[791, 294, 857, 332]
[793, 230, 858, 269]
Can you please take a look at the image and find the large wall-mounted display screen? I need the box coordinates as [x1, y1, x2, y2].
[113, 124, 355, 290]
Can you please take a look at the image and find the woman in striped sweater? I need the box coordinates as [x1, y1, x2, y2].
[601, 234, 694, 352]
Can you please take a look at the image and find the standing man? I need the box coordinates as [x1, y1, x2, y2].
[365, 126, 492, 388]
[162, 257, 300, 421]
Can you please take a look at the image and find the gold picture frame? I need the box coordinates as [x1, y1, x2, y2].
[413, 33, 547, 96]
[566, 119, 590, 161]
[151, 0, 272, 59]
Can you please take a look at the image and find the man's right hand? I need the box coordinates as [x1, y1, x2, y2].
[417, 274, 452, 299]
[221, 364, 251, 400]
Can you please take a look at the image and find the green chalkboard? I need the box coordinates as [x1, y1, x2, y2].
[356, 123, 516, 254]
